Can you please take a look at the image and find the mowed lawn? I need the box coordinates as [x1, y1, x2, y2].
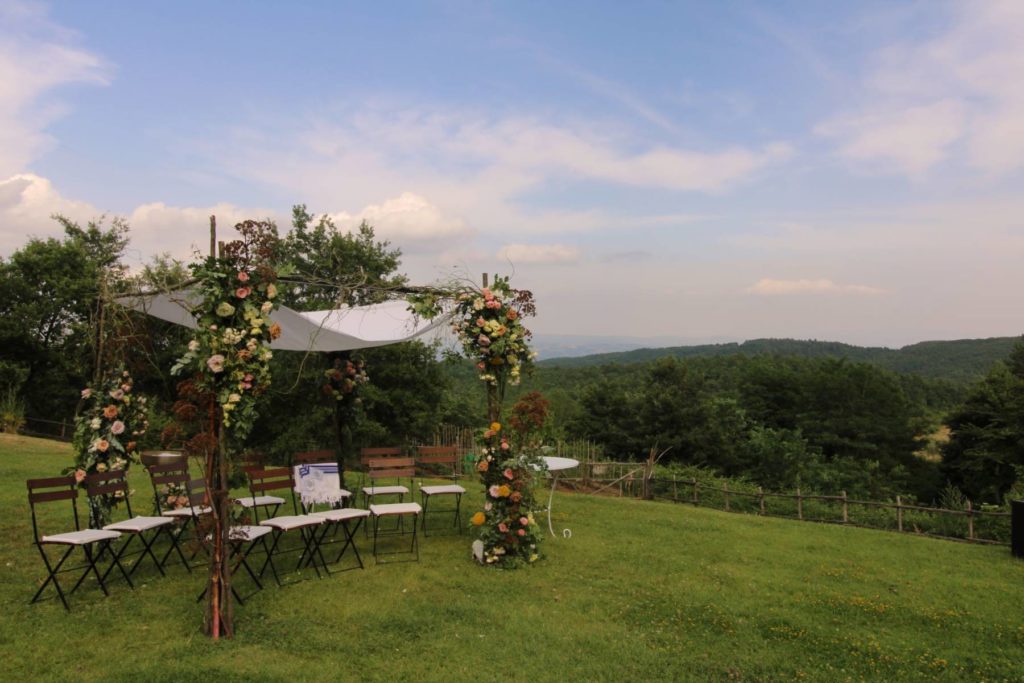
[1, 434, 1022, 682]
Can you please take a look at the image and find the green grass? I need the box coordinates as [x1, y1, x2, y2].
[2, 433, 1023, 682]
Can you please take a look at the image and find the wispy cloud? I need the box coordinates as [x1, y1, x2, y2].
[0, 1, 109, 176]
[746, 278, 883, 296]
[497, 243, 581, 265]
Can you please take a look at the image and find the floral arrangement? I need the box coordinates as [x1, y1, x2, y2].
[410, 275, 537, 419]
[69, 368, 148, 527]
[469, 421, 546, 565]
[322, 355, 369, 405]
[171, 221, 280, 445]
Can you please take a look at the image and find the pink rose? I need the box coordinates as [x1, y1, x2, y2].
[498, 523, 508, 533]
[519, 516, 529, 526]
[476, 362, 486, 371]
[206, 354, 225, 373]
[476, 317, 486, 327]
[110, 420, 125, 435]
[517, 529, 526, 536]
[235, 287, 251, 299]
[486, 299, 501, 309]
[237, 271, 250, 282]
[478, 334, 491, 346]
[503, 468, 514, 480]
[501, 440, 510, 451]
[482, 288, 493, 301]
[74, 469, 86, 483]
[488, 485, 500, 497]
[80, 388, 92, 399]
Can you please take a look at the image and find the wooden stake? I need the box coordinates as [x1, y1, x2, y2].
[896, 495, 903, 532]
[796, 487, 803, 520]
[210, 215, 216, 258]
[967, 499, 974, 540]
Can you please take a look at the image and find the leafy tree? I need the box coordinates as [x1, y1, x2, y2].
[942, 339, 1024, 502]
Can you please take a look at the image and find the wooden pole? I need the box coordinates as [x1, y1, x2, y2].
[723, 481, 730, 512]
[758, 486, 765, 515]
[796, 487, 803, 520]
[692, 480, 699, 506]
[841, 490, 848, 523]
[209, 215, 216, 258]
[967, 499, 974, 540]
[896, 495, 903, 532]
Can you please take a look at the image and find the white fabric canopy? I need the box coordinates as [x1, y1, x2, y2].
[116, 289, 449, 352]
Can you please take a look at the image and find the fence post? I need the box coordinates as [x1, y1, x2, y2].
[60, 420, 67, 439]
[896, 496, 903, 532]
[758, 486, 765, 515]
[841, 490, 848, 524]
[967, 499, 974, 540]
[796, 487, 803, 520]
[672, 475, 678, 502]
[723, 481, 730, 512]
[693, 480, 700, 506]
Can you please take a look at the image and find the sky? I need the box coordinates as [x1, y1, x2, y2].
[1, 0, 1023, 348]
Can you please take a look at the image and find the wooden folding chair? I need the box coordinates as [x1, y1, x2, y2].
[146, 461, 210, 571]
[236, 455, 287, 522]
[248, 467, 328, 585]
[416, 446, 466, 535]
[363, 457, 421, 562]
[360, 448, 409, 508]
[85, 470, 180, 579]
[27, 476, 132, 610]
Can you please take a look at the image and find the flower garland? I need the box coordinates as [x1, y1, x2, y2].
[69, 369, 148, 527]
[469, 422, 546, 565]
[171, 222, 280, 445]
[410, 275, 543, 567]
[322, 356, 369, 405]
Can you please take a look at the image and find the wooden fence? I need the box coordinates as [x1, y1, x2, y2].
[550, 464, 1012, 546]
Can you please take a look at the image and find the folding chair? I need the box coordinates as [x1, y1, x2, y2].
[236, 459, 286, 522]
[146, 461, 210, 570]
[369, 501, 421, 563]
[27, 476, 133, 611]
[248, 467, 329, 585]
[84, 470, 181, 579]
[197, 525, 274, 605]
[360, 448, 410, 508]
[416, 446, 466, 535]
[292, 449, 353, 511]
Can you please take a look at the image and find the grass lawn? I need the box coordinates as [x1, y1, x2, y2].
[2, 433, 1023, 682]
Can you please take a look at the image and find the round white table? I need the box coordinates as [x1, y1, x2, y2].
[541, 456, 579, 538]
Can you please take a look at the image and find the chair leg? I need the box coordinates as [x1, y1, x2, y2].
[421, 493, 430, 536]
[31, 544, 75, 610]
[332, 517, 365, 569]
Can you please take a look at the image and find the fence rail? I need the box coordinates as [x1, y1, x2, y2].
[551, 465, 1012, 546]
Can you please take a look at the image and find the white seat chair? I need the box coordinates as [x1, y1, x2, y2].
[416, 446, 466, 535]
[368, 502, 422, 563]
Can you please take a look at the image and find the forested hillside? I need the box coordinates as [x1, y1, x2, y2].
[540, 336, 1019, 383]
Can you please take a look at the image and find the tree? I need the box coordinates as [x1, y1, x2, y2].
[942, 339, 1024, 502]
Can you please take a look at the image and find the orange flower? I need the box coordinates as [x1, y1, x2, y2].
[102, 405, 118, 419]
[506, 309, 518, 320]
[95, 439, 110, 452]
[510, 491, 522, 503]
[269, 322, 282, 340]
[490, 422, 501, 432]
[470, 511, 486, 526]
[477, 459, 489, 472]
[497, 484, 511, 498]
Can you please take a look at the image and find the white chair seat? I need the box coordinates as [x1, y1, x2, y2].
[104, 516, 174, 533]
[310, 508, 371, 523]
[42, 529, 121, 545]
[235, 495, 286, 508]
[420, 484, 466, 496]
[362, 485, 409, 496]
[259, 515, 324, 531]
[370, 502, 422, 517]
[162, 505, 212, 517]
[228, 525, 273, 542]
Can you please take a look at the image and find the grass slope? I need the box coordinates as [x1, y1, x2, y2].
[2, 434, 1022, 682]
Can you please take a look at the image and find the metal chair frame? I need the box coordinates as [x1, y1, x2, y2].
[416, 446, 466, 536]
[27, 476, 133, 611]
[248, 467, 329, 585]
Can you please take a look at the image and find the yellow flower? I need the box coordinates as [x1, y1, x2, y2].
[490, 422, 501, 432]
[497, 484, 511, 498]
[470, 511, 486, 526]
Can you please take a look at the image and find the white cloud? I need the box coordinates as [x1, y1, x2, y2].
[0, 1, 109, 176]
[746, 278, 883, 296]
[0, 173, 100, 249]
[328, 192, 470, 247]
[817, 1, 1024, 176]
[497, 243, 581, 265]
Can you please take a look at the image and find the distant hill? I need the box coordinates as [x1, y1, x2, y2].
[539, 336, 1021, 383]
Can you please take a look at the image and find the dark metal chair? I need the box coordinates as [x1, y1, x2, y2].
[27, 476, 132, 610]
[416, 446, 466, 535]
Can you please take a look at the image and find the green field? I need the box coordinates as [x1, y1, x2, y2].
[2, 433, 1023, 682]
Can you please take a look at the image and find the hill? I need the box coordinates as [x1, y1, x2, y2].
[539, 336, 1021, 383]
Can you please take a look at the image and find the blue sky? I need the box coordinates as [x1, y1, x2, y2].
[2, 1, 1023, 347]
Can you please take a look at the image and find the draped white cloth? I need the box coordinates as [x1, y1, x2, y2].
[116, 289, 449, 352]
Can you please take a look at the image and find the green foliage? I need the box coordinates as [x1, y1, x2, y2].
[942, 338, 1024, 503]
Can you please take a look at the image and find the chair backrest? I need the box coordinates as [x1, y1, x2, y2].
[248, 467, 298, 514]
[27, 476, 80, 543]
[359, 446, 402, 469]
[292, 450, 335, 467]
[416, 446, 459, 477]
[367, 457, 416, 482]
[84, 470, 135, 519]
[146, 461, 191, 514]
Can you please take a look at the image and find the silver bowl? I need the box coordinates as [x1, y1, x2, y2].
[140, 450, 184, 467]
